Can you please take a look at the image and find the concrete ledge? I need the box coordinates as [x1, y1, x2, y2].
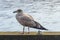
[42, 32, 60, 35]
[0, 32, 60, 35]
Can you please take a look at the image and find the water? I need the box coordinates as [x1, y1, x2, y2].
[0, 0, 60, 32]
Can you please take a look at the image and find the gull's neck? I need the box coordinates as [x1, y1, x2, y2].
[17, 12, 23, 16]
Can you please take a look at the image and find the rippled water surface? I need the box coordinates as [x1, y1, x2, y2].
[0, 0, 60, 32]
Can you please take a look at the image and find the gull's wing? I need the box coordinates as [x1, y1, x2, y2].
[23, 13, 34, 20]
[16, 14, 36, 27]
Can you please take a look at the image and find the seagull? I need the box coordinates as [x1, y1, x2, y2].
[13, 9, 48, 34]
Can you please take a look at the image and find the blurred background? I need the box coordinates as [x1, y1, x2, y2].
[0, 0, 60, 32]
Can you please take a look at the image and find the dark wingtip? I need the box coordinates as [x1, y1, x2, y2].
[42, 28, 48, 30]
[45, 29, 48, 30]
[40, 27, 48, 30]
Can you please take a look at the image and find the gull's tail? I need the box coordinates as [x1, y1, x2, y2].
[33, 21, 48, 30]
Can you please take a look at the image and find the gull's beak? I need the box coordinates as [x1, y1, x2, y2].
[13, 11, 17, 13]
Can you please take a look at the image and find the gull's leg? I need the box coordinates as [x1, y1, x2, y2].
[22, 26, 25, 34]
[28, 27, 30, 34]
[38, 29, 41, 35]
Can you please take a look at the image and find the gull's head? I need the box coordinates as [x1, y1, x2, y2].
[13, 9, 23, 13]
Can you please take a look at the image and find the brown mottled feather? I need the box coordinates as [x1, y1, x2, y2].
[16, 13, 36, 27]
